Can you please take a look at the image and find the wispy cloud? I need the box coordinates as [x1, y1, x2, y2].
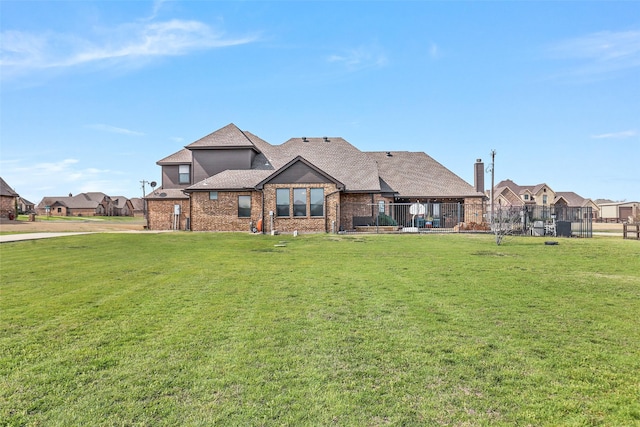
[86, 124, 145, 136]
[547, 30, 640, 81]
[328, 45, 388, 71]
[0, 15, 258, 80]
[429, 42, 440, 60]
[591, 130, 637, 139]
[3, 158, 125, 201]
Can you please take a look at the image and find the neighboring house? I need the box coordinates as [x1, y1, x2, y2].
[108, 197, 135, 216]
[36, 192, 135, 217]
[598, 201, 640, 223]
[18, 197, 35, 214]
[0, 177, 19, 219]
[147, 123, 486, 232]
[489, 179, 599, 219]
[129, 197, 146, 217]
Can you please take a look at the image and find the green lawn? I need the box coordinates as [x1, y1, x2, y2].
[1, 233, 639, 426]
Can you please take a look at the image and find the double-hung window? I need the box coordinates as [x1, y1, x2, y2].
[276, 189, 290, 216]
[238, 196, 251, 217]
[293, 188, 307, 216]
[178, 164, 190, 184]
[310, 188, 324, 217]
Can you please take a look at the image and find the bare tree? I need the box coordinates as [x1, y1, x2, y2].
[493, 202, 525, 245]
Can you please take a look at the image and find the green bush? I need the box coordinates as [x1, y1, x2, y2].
[376, 213, 397, 226]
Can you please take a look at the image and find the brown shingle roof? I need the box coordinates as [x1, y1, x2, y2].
[368, 151, 482, 198]
[186, 123, 257, 149]
[157, 148, 192, 165]
[0, 177, 19, 197]
[279, 137, 381, 192]
[187, 169, 274, 191]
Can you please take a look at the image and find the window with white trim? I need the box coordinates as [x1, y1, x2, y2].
[179, 164, 190, 184]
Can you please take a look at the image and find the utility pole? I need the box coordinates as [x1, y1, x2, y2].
[489, 149, 496, 224]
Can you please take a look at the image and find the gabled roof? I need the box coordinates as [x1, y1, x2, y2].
[256, 156, 345, 190]
[129, 198, 145, 211]
[279, 137, 381, 192]
[368, 151, 482, 198]
[157, 148, 192, 165]
[157, 124, 486, 199]
[186, 123, 258, 150]
[186, 169, 274, 191]
[0, 177, 19, 197]
[111, 197, 131, 209]
[36, 193, 106, 209]
[493, 185, 522, 206]
[554, 192, 587, 206]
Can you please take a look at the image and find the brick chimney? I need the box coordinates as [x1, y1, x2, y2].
[474, 159, 484, 194]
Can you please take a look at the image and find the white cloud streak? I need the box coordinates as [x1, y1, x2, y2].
[86, 124, 145, 136]
[1, 18, 258, 79]
[547, 30, 640, 80]
[591, 130, 637, 139]
[328, 45, 388, 71]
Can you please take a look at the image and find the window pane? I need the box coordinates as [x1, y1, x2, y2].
[209, 191, 218, 200]
[178, 164, 190, 184]
[276, 188, 290, 216]
[238, 195, 251, 217]
[293, 188, 306, 216]
[310, 188, 324, 217]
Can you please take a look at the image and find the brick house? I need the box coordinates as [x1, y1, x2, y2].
[147, 123, 486, 232]
[0, 177, 19, 219]
[491, 179, 599, 219]
[36, 192, 134, 217]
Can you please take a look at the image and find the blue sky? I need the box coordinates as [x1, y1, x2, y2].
[1, 0, 639, 204]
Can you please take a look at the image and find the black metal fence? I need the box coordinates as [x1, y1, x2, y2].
[341, 202, 592, 237]
[341, 202, 487, 233]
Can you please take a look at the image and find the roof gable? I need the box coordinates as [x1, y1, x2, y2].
[0, 177, 19, 197]
[279, 137, 380, 192]
[186, 123, 258, 150]
[256, 156, 344, 189]
[157, 148, 192, 165]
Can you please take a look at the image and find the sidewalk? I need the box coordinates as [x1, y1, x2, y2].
[0, 232, 95, 243]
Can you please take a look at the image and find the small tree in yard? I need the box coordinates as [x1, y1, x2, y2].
[493, 203, 525, 245]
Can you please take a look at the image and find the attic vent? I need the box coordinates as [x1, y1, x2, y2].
[323, 136, 330, 142]
[386, 152, 392, 157]
[302, 137, 308, 142]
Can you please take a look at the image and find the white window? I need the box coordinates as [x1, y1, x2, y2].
[179, 165, 190, 184]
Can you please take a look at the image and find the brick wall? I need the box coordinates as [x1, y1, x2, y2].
[0, 195, 16, 218]
[339, 193, 392, 230]
[262, 183, 341, 233]
[189, 191, 261, 232]
[147, 199, 190, 230]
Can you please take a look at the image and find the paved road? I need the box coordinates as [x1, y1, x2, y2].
[0, 232, 96, 243]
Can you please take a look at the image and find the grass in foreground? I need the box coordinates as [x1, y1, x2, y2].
[1, 233, 639, 426]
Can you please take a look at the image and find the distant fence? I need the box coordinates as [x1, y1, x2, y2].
[623, 224, 640, 240]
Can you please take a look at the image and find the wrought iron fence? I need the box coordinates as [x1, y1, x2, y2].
[340, 202, 488, 233]
[340, 202, 592, 237]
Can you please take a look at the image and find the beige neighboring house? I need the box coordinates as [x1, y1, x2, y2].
[36, 192, 135, 217]
[147, 123, 486, 232]
[129, 197, 146, 217]
[18, 197, 35, 214]
[553, 192, 600, 220]
[598, 201, 640, 223]
[0, 177, 19, 219]
[490, 179, 598, 219]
